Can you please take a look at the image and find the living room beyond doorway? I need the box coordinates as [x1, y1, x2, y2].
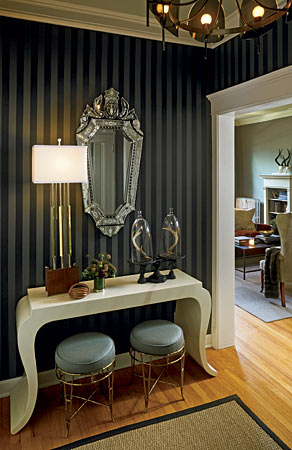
[234, 107, 292, 323]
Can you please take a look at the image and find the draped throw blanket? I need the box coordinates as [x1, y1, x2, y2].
[264, 247, 281, 299]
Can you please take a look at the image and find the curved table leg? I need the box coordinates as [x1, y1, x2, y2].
[10, 296, 39, 434]
[174, 288, 217, 377]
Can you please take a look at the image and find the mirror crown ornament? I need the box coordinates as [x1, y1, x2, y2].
[77, 88, 140, 133]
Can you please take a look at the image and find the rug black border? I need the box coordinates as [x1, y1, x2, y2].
[52, 394, 291, 450]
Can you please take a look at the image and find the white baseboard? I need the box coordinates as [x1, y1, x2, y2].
[0, 334, 213, 398]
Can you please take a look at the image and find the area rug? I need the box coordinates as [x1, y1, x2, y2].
[53, 395, 290, 450]
[235, 271, 292, 322]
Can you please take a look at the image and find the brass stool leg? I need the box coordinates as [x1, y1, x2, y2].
[141, 354, 147, 412]
[180, 350, 185, 401]
[165, 355, 169, 377]
[56, 357, 115, 438]
[108, 369, 114, 421]
[130, 348, 135, 384]
[141, 354, 152, 413]
[59, 371, 65, 405]
[65, 377, 74, 438]
[146, 355, 152, 413]
[131, 346, 185, 413]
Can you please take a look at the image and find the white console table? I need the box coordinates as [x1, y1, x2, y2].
[10, 269, 217, 434]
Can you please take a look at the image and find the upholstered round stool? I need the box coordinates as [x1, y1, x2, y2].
[129, 319, 185, 412]
[55, 332, 115, 437]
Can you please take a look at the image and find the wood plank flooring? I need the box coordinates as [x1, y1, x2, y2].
[1, 306, 292, 450]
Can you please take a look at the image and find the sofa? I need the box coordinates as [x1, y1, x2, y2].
[235, 208, 273, 237]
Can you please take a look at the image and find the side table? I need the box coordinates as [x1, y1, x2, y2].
[235, 243, 270, 280]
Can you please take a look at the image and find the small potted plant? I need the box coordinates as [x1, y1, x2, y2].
[82, 253, 117, 292]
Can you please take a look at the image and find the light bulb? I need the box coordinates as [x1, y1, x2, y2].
[201, 13, 212, 25]
[252, 5, 265, 18]
[156, 3, 170, 14]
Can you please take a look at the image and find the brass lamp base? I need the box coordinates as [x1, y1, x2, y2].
[45, 266, 79, 296]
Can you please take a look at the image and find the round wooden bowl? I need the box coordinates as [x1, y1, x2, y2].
[259, 230, 274, 237]
[68, 283, 90, 299]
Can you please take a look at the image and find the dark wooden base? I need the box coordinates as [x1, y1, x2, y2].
[45, 266, 79, 296]
[280, 282, 286, 307]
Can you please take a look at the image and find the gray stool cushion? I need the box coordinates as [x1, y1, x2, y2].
[260, 259, 265, 271]
[55, 332, 115, 375]
[130, 320, 184, 356]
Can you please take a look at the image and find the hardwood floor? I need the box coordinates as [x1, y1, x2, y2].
[1, 306, 292, 449]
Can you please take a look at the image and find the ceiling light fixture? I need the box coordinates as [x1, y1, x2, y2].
[147, 0, 292, 54]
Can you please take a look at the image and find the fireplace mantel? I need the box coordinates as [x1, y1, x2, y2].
[260, 174, 292, 224]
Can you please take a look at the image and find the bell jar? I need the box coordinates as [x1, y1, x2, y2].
[130, 211, 153, 265]
[161, 208, 182, 258]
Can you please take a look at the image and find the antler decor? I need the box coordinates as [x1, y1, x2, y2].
[131, 227, 152, 261]
[162, 224, 179, 255]
[275, 149, 284, 166]
[283, 149, 291, 167]
[275, 149, 291, 173]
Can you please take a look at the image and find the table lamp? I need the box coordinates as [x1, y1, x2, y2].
[32, 139, 88, 295]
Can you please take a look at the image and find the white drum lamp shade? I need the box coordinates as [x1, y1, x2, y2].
[32, 145, 88, 184]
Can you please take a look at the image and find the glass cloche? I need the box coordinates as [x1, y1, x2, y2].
[130, 211, 153, 264]
[161, 208, 182, 258]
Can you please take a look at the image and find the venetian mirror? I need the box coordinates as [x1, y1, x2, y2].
[76, 88, 143, 237]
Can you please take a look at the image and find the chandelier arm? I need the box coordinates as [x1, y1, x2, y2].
[213, 0, 223, 30]
[175, 8, 286, 36]
[168, 0, 209, 27]
[234, 0, 255, 30]
[148, 0, 291, 9]
[208, 9, 287, 33]
[245, 9, 288, 27]
[148, 0, 198, 5]
[209, 25, 247, 34]
[252, 0, 291, 12]
[171, 1, 200, 4]
[151, 0, 292, 38]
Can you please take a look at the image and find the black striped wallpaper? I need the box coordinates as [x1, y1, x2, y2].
[2, 14, 291, 381]
[213, 16, 292, 91]
[0, 16, 213, 380]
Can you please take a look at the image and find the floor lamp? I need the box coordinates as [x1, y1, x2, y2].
[32, 140, 88, 295]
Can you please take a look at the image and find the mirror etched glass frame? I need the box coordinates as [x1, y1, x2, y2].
[76, 88, 143, 237]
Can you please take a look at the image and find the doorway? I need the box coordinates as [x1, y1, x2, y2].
[207, 65, 292, 349]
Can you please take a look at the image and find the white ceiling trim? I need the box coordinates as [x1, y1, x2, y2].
[0, 0, 207, 47]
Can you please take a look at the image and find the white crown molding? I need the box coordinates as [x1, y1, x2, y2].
[207, 65, 292, 116]
[0, 0, 207, 48]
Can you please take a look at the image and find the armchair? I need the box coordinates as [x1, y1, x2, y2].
[276, 212, 292, 306]
[260, 212, 292, 307]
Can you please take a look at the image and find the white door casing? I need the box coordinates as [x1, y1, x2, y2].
[207, 65, 292, 349]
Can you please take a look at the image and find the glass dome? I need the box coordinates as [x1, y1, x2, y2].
[130, 211, 153, 264]
[161, 208, 182, 258]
